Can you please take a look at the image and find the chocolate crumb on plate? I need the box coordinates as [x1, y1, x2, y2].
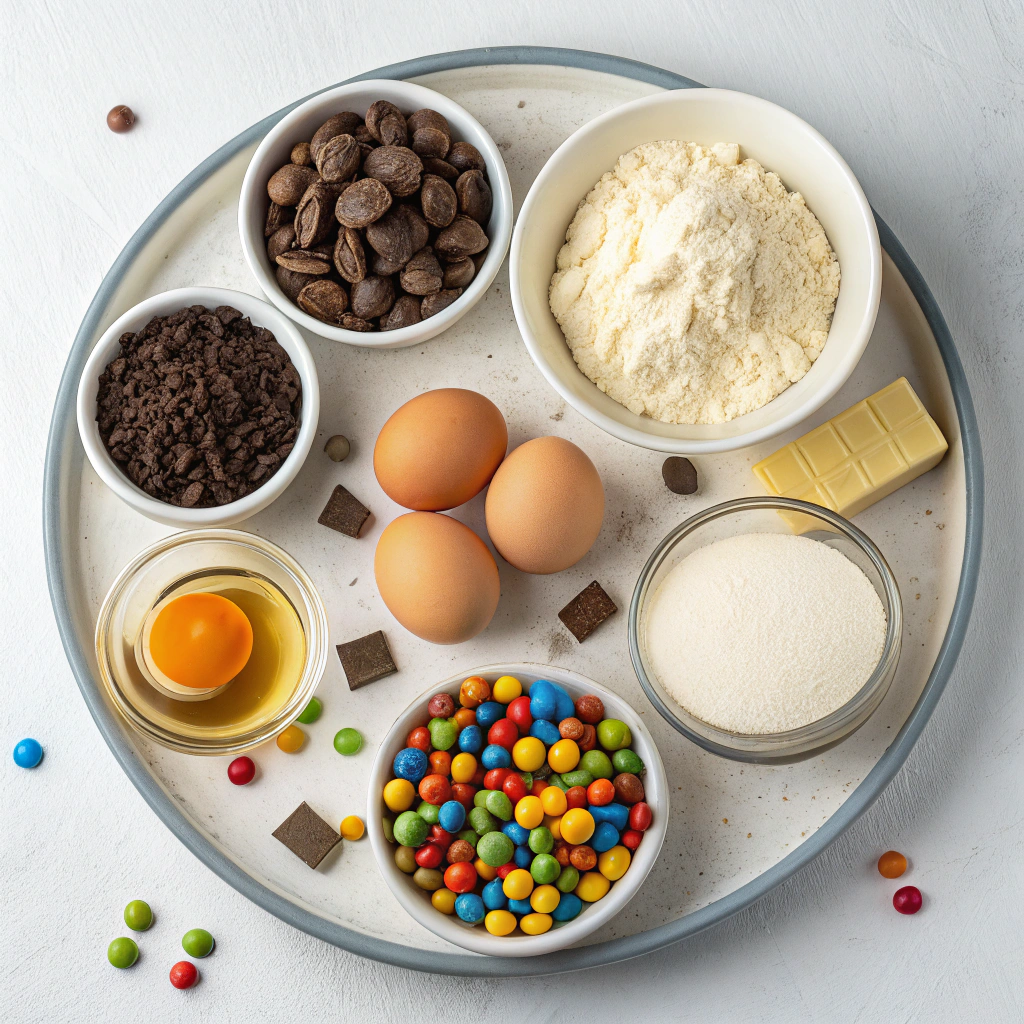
[559, 581, 617, 643]
[272, 801, 342, 868]
[337, 630, 397, 690]
[318, 484, 370, 537]
[662, 456, 698, 494]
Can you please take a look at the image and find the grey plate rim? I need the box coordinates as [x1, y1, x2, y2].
[43, 45, 984, 977]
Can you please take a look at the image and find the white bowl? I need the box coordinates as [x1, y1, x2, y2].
[367, 664, 669, 957]
[510, 88, 882, 454]
[76, 287, 319, 528]
[239, 79, 513, 349]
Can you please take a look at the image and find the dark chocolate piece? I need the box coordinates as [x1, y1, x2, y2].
[337, 630, 397, 689]
[662, 456, 698, 494]
[272, 801, 342, 868]
[318, 484, 370, 537]
[558, 581, 618, 643]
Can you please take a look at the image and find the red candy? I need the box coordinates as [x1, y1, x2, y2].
[418, 774, 451, 806]
[429, 825, 453, 851]
[407, 726, 431, 752]
[506, 695, 533, 730]
[574, 694, 604, 724]
[415, 843, 444, 869]
[444, 861, 477, 893]
[578, 724, 597, 752]
[227, 756, 255, 786]
[565, 786, 588, 809]
[587, 779, 615, 806]
[502, 773, 527, 804]
[484, 767, 512, 790]
[469, 766, 487, 788]
[893, 886, 922, 915]
[629, 801, 652, 832]
[495, 863, 516, 879]
[451, 783, 476, 810]
[621, 829, 643, 851]
[427, 693, 456, 719]
[487, 719, 519, 751]
[530, 779, 548, 797]
[169, 961, 198, 990]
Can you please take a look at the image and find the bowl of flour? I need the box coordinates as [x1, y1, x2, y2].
[511, 89, 881, 454]
[628, 497, 902, 763]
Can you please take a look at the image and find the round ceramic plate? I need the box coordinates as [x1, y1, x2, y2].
[44, 47, 982, 976]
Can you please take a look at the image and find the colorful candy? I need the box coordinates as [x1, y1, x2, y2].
[893, 885, 922, 914]
[227, 756, 256, 786]
[123, 900, 153, 931]
[13, 737, 43, 769]
[107, 937, 139, 969]
[297, 697, 323, 724]
[181, 928, 214, 958]
[334, 727, 363, 755]
[276, 725, 305, 753]
[877, 850, 908, 879]
[169, 961, 199, 989]
[340, 815, 365, 840]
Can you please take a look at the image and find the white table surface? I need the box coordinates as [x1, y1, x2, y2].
[1, 2, 1020, 1021]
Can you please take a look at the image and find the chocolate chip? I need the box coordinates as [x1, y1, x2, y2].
[317, 484, 370, 538]
[106, 105, 135, 133]
[558, 581, 617, 642]
[272, 802, 342, 868]
[324, 435, 350, 462]
[336, 630, 397, 690]
[662, 456, 698, 494]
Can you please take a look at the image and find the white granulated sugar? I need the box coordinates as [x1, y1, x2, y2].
[549, 142, 840, 424]
[644, 533, 886, 734]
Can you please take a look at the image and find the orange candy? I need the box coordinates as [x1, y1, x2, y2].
[453, 707, 477, 729]
[877, 850, 908, 879]
[429, 750, 452, 776]
[459, 676, 491, 708]
[587, 779, 615, 806]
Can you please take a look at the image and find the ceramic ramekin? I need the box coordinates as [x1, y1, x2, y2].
[238, 79, 513, 349]
[511, 88, 882, 454]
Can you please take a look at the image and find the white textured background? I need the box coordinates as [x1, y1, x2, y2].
[1, 2, 1021, 1021]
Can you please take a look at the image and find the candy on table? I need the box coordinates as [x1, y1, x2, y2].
[107, 937, 139, 969]
[877, 850, 908, 878]
[227, 756, 256, 785]
[336, 630, 397, 690]
[169, 961, 199, 990]
[297, 697, 323, 724]
[123, 900, 153, 931]
[272, 801, 342, 868]
[333, 727, 363, 756]
[340, 815, 365, 840]
[893, 885, 923, 915]
[276, 725, 305, 753]
[13, 737, 43, 768]
[752, 377, 949, 532]
[182, 928, 215, 958]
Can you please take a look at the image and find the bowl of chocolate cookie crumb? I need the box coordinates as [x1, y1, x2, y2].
[76, 287, 319, 527]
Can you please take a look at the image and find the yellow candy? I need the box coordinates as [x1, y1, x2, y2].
[450, 752, 478, 784]
[559, 807, 595, 845]
[502, 868, 534, 901]
[520, 912, 553, 935]
[432, 889, 457, 914]
[547, 738, 580, 773]
[576, 871, 611, 903]
[512, 737, 546, 773]
[598, 845, 631, 881]
[474, 858, 498, 882]
[340, 815, 365, 840]
[540, 786, 567, 816]
[484, 909, 518, 936]
[276, 725, 305, 753]
[492, 675, 523, 703]
[530, 884, 560, 914]
[383, 778, 415, 812]
[514, 795, 544, 829]
[543, 814, 562, 840]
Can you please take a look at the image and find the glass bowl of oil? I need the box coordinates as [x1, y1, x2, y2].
[95, 529, 328, 755]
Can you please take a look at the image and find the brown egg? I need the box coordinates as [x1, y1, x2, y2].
[484, 436, 604, 574]
[373, 389, 507, 510]
[374, 512, 500, 644]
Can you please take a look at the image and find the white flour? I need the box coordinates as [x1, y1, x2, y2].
[549, 142, 840, 424]
[644, 533, 886, 734]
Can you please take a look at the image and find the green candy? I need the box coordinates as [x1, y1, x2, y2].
[382, 815, 395, 844]
[556, 865, 580, 893]
[597, 719, 632, 752]
[395, 845, 417, 872]
[428, 717, 458, 751]
[333, 727, 362, 755]
[417, 800, 440, 825]
[107, 937, 139, 969]
[528, 826, 553, 854]
[476, 831, 514, 867]
[123, 900, 153, 932]
[579, 749, 614, 780]
[559, 769, 594, 789]
[484, 790, 513, 821]
[518, 772, 534, 788]
[530, 853, 560, 884]
[297, 697, 323, 724]
[182, 928, 215, 959]
[468, 806, 497, 836]
[612, 748, 644, 775]
[473, 789, 491, 808]
[547, 772, 569, 792]
[393, 810, 429, 847]
[456, 829, 479, 850]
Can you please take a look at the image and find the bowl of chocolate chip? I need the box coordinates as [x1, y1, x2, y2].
[76, 287, 319, 527]
[238, 79, 513, 348]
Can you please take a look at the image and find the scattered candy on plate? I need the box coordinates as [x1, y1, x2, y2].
[877, 849, 907, 878]
[893, 885, 922, 915]
[123, 900, 153, 931]
[13, 737, 43, 768]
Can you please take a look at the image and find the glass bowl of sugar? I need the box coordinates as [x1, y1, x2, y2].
[629, 497, 902, 764]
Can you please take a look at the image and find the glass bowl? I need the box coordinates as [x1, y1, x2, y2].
[95, 529, 328, 755]
[628, 497, 902, 764]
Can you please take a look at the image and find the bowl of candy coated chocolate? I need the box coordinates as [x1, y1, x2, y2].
[367, 664, 668, 957]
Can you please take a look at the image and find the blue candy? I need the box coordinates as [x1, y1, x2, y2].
[508, 898, 533, 916]
[392, 747, 428, 783]
[475, 702, 505, 728]
[589, 802, 630, 831]
[458, 724, 483, 754]
[528, 679, 558, 722]
[550, 684, 576, 723]
[502, 820, 530, 846]
[551, 892, 583, 922]
[12, 738, 42, 769]
[480, 744, 512, 770]
[481, 878, 507, 911]
[591, 820, 620, 853]
[513, 846, 533, 868]
[438, 800, 467, 833]
[454, 893, 485, 924]
[529, 720, 561, 746]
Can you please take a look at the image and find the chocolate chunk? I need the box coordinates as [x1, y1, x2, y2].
[317, 484, 370, 538]
[272, 802, 342, 868]
[662, 456, 698, 494]
[107, 105, 135, 133]
[337, 630, 397, 690]
[558, 581, 617, 643]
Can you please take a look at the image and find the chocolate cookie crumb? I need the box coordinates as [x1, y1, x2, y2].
[662, 456, 698, 494]
[272, 802, 342, 868]
[337, 630, 397, 689]
[558, 581, 617, 643]
[318, 485, 370, 537]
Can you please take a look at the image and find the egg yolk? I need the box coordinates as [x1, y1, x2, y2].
[147, 593, 253, 689]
